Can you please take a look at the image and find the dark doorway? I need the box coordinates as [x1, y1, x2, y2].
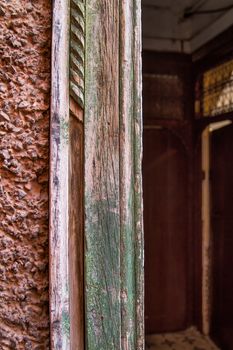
[211, 123, 233, 349]
[143, 127, 189, 333]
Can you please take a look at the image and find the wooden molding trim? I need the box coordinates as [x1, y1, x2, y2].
[69, 2, 85, 349]
[50, 0, 85, 349]
[85, 0, 144, 349]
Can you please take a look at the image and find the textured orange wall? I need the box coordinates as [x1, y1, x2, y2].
[0, 0, 51, 348]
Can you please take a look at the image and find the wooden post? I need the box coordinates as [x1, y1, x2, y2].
[85, 0, 144, 349]
[50, 0, 144, 348]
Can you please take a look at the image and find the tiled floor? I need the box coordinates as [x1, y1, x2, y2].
[146, 327, 220, 350]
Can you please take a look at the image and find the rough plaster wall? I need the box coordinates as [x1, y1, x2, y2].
[0, 0, 51, 348]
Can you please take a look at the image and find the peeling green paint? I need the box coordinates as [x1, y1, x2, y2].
[62, 309, 70, 337]
[60, 119, 69, 144]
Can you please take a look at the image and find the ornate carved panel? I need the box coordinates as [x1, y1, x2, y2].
[70, 0, 85, 109]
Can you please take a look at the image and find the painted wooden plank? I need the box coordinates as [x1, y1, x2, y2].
[133, 3, 144, 348]
[119, 1, 144, 349]
[50, 0, 70, 348]
[85, 0, 144, 349]
[85, 1, 121, 348]
[119, 1, 137, 348]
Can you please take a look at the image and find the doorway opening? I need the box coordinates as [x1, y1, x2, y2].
[142, 2, 233, 349]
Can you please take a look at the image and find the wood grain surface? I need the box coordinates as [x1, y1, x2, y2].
[50, 0, 70, 348]
[85, 0, 143, 349]
[69, 113, 84, 350]
[51, 0, 143, 348]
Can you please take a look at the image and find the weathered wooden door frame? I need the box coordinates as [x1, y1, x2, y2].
[50, 0, 144, 348]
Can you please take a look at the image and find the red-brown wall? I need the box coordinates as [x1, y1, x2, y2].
[0, 0, 51, 348]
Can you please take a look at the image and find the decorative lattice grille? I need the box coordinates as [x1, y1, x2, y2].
[196, 59, 233, 117]
[143, 74, 184, 120]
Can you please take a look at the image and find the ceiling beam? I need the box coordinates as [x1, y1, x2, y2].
[191, 7, 233, 52]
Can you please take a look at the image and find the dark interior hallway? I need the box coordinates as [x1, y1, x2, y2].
[142, 3, 233, 348]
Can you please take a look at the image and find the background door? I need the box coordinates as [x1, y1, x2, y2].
[211, 123, 233, 349]
[143, 128, 189, 334]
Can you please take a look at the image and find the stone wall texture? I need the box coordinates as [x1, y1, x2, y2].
[0, 0, 51, 348]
